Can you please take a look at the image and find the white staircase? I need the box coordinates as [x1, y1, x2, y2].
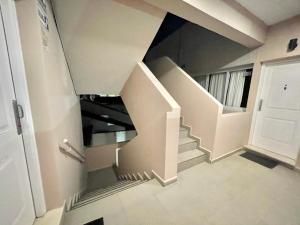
[71, 179, 145, 210]
[70, 169, 153, 210]
[178, 126, 208, 172]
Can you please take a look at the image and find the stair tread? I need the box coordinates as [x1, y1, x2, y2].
[74, 180, 143, 208]
[81, 181, 134, 199]
[179, 137, 196, 145]
[180, 127, 187, 131]
[178, 149, 205, 163]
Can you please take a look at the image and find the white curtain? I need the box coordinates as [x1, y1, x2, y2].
[209, 72, 227, 104]
[194, 75, 209, 90]
[226, 70, 246, 107]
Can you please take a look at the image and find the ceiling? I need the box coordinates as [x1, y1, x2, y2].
[235, 0, 300, 25]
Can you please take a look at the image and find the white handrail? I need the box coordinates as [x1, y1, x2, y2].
[63, 139, 86, 160]
[115, 147, 121, 167]
[59, 145, 85, 163]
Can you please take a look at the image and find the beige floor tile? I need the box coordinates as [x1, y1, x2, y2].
[64, 194, 127, 225]
[63, 152, 300, 225]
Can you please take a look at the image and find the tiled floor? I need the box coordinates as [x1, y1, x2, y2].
[64, 151, 300, 225]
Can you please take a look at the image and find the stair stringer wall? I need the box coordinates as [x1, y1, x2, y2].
[148, 57, 251, 161]
[118, 62, 180, 184]
[148, 57, 222, 154]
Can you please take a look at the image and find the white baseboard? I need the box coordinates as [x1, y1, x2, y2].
[151, 170, 177, 186]
[199, 146, 213, 161]
[211, 147, 243, 163]
[33, 202, 65, 225]
[180, 117, 212, 160]
[66, 197, 72, 211]
[294, 166, 300, 174]
[66, 190, 82, 211]
[60, 201, 66, 225]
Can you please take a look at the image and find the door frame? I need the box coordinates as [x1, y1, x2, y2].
[0, 0, 46, 217]
[249, 57, 300, 160]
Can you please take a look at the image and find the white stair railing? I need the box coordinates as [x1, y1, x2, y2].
[59, 139, 86, 163]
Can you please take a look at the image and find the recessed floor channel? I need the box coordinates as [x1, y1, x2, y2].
[240, 151, 279, 169]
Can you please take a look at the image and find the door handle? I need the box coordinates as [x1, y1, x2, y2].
[12, 100, 22, 135]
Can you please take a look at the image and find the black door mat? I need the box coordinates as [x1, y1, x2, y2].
[84, 218, 104, 225]
[240, 151, 279, 169]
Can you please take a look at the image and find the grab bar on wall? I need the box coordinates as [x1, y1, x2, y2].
[63, 139, 86, 160]
[59, 145, 85, 163]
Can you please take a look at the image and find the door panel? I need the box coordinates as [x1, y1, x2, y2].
[267, 65, 300, 111]
[261, 117, 296, 143]
[0, 6, 35, 225]
[253, 61, 300, 160]
[0, 85, 9, 132]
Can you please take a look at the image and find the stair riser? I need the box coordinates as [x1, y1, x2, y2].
[177, 155, 207, 172]
[78, 181, 142, 202]
[80, 182, 132, 199]
[73, 182, 144, 209]
[179, 141, 198, 153]
[179, 130, 188, 138]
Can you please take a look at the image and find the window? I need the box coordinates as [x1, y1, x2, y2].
[208, 72, 228, 104]
[194, 68, 252, 108]
[194, 75, 209, 90]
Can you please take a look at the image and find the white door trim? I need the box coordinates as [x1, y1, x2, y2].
[0, 0, 46, 217]
[249, 64, 266, 144]
[249, 57, 300, 160]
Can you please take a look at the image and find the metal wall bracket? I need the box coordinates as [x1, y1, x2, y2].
[258, 99, 263, 111]
[12, 100, 24, 135]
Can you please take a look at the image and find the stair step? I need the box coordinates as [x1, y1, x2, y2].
[179, 137, 198, 153]
[73, 181, 144, 209]
[80, 181, 133, 200]
[178, 149, 207, 172]
[179, 129, 188, 138]
[180, 127, 187, 131]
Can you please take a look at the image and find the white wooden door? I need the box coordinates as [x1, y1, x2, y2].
[0, 6, 35, 225]
[252, 60, 300, 160]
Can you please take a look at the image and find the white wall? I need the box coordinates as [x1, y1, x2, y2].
[145, 23, 258, 75]
[85, 144, 118, 172]
[51, 0, 166, 94]
[149, 57, 251, 160]
[149, 57, 221, 151]
[16, 0, 86, 210]
[119, 62, 180, 183]
[214, 112, 251, 159]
